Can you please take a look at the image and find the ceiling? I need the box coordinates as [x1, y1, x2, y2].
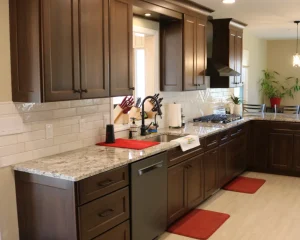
[194, 0, 300, 40]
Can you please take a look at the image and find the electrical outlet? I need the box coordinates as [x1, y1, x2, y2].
[80, 119, 86, 133]
[46, 124, 53, 139]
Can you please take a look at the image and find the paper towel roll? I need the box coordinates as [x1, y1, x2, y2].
[167, 104, 182, 128]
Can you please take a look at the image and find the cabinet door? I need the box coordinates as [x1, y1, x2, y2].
[293, 135, 300, 172]
[80, 0, 109, 98]
[248, 121, 269, 171]
[186, 154, 204, 209]
[167, 161, 187, 224]
[110, 0, 133, 96]
[42, 0, 81, 101]
[183, 15, 197, 91]
[196, 18, 207, 89]
[269, 133, 293, 171]
[235, 31, 243, 85]
[218, 143, 229, 187]
[204, 148, 219, 199]
[229, 29, 236, 87]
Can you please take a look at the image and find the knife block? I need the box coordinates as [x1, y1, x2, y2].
[129, 107, 141, 120]
[114, 113, 129, 124]
[113, 105, 123, 124]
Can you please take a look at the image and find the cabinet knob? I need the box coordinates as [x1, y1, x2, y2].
[129, 87, 135, 90]
[81, 89, 88, 93]
[73, 89, 81, 94]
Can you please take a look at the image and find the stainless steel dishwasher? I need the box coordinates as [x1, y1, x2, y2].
[131, 152, 167, 240]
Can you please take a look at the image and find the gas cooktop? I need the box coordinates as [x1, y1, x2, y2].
[193, 114, 242, 124]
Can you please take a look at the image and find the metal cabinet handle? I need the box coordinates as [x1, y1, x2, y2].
[231, 129, 242, 137]
[81, 89, 88, 93]
[138, 161, 163, 176]
[129, 87, 135, 90]
[207, 140, 218, 147]
[98, 179, 114, 187]
[98, 209, 114, 217]
[221, 135, 228, 141]
[73, 89, 81, 94]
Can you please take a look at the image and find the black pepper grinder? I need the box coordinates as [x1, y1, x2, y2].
[105, 124, 115, 143]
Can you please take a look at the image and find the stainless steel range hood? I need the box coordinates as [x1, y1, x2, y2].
[207, 58, 241, 77]
[206, 20, 240, 77]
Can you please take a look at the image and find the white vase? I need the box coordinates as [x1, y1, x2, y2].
[233, 104, 243, 116]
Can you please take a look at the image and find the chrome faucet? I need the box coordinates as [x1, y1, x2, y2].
[141, 96, 163, 136]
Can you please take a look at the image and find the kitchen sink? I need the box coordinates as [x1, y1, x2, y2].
[144, 134, 184, 142]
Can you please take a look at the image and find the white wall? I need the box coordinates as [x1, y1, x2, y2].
[243, 29, 268, 104]
[267, 40, 300, 106]
[0, 0, 12, 102]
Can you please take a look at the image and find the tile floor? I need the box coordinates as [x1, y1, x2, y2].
[160, 172, 300, 240]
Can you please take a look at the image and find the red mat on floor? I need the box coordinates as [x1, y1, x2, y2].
[168, 209, 230, 240]
[223, 176, 266, 194]
[97, 138, 160, 150]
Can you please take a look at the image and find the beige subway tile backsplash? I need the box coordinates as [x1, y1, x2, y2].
[0, 99, 111, 168]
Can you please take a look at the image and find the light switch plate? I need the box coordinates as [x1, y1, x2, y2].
[46, 124, 53, 139]
[80, 119, 86, 133]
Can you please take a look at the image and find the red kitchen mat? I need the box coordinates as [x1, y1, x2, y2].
[97, 138, 160, 150]
[223, 176, 266, 194]
[168, 209, 230, 240]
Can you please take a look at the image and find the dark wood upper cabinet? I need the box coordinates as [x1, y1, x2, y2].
[42, 0, 81, 101]
[210, 18, 247, 88]
[80, 0, 110, 99]
[110, 0, 133, 97]
[10, 0, 133, 102]
[196, 18, 207, 88]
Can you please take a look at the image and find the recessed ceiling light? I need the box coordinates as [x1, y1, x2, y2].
[145, 13, 152, 17]
[223, 0, 235, 3]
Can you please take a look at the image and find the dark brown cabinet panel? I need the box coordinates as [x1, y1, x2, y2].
[196, 18, 207, 88]
[229, 29, 236, 88]
[235, 31, 243, 84]
[218, 142, 229, 187]
[80, 0, 109, 98]
[110, 0, 133, 96]
[269, 133, 293, 171]
[186, 154, 204, 209]
[94, 221, 130, 240]
[248, 121, 269, 171]
[42, 0, 81, 101]
[160, 20, 183, 91]
[9, 0, 42, 102]
[294, 135, 300, 172]
[167, 161, 187, 224]
[184, 15, 197, 91]
[204, 148, 219, 198]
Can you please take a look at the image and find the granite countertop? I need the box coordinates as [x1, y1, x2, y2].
[13, 113, 300, 181]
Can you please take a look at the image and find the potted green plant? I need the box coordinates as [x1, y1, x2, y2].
[229, 95, 244, 115]
[260, 70, 300, 107]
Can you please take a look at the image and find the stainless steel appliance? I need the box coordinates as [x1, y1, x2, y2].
[131, 152, 167, 240]
[193, 114, 242, 124]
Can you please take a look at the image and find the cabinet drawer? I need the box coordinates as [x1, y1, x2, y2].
[93, 221, 130, 240]
[271, 122, 300, 133]
[205, 134, 219, 150]
[167, 138, 205, 167]
[230, 124, 245, 138]
[78, 187, 130, 240]
[78, 165, 129, 205]
[219, 130, 230, 144]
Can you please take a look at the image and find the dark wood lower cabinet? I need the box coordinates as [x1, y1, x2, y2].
[293, 135, 300, 172]
[269, 133, 293, 171]
[218, 142, 229, 187]
[94, 221, 130, 240]
[186, 154, 204, 209]
[204, 148, 219, 198]
[167, 161, 187, 225]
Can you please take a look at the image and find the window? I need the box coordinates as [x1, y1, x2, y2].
[134, 49, 146, 99]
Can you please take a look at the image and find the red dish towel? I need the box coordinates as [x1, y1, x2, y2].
[223, 176, 266, 194]
[168, 209, 230, 240]
[97, 138, 160, 150]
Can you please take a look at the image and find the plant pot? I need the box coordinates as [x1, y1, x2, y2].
[233, 104, 243, 116]
[270, 97, 281, 108]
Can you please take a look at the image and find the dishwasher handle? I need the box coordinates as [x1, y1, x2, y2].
[138, 161, 163, 176]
